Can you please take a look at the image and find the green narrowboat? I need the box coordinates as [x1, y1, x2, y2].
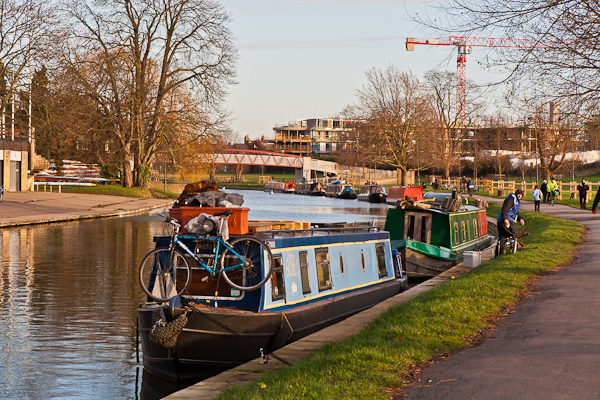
[384, 192, 496, 277]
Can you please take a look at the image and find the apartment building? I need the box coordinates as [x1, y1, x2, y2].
[269, 118, 355, 157]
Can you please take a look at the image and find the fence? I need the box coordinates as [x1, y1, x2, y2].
[435, 178, 597, 203]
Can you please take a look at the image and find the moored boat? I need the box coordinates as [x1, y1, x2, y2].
[264, 180, 285, 193]
[325, 181, 356, 199]
[337, 184, 358, 200]
[357, 183, 387, 203]
[384, 191, 496, 277]
[295, 181, 326, 196]
[283, 182, 295, 194]
[137, 223, 408, 382]
[386, 186, 424, 205]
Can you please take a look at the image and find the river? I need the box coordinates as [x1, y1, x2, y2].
[0, 190, 391, 399]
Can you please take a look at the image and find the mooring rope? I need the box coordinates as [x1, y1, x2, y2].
[182, 298, 292, 366]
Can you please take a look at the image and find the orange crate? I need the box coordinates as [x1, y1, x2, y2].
[169, 207, 250, 235]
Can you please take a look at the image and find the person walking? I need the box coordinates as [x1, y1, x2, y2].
[467, 177, 474, 196]
[541, 179, 548, 203]
[592, 185, 600, 214]
[497, 188, 525, 255]
[532, 184, 542, 212]
[577, 178, 590, 210]
[547, 177, 559, 205]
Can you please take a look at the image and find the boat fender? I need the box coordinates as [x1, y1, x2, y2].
[169, 295, 183, 317]
[150, 307, 188, 349]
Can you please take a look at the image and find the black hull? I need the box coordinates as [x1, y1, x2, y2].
[138, 279, 405, 382]
[369, 194, 387, 203]
[309, 191, 326, 196]
[337, 192, 357, 200]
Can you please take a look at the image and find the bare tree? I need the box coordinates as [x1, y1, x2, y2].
[423, 70, 484, 179]
[343, 65, 435, 185]
[63, 0, 237, 187]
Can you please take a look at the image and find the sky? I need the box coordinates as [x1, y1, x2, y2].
[219, 0, 503, 141]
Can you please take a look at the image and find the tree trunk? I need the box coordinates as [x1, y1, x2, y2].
[122, 144, 134, 187]
[209, 163, 216, 182]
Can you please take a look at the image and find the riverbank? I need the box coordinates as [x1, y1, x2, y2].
[167, 202, 584, 400]
[0, 191, 173, 228]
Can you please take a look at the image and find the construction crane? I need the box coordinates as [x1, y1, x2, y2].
[406, 36, 542, 125]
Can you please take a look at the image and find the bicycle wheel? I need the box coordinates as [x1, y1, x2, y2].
[220, 236, 274, 291]
[139, 247, 191, 302]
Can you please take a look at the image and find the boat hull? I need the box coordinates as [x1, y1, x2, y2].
[402, 237, 494, 277]
[337, 191, 357, 200]
[358, 193, 387, 203]
[138, 279, 405, 382]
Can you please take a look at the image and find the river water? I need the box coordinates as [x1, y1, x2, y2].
[0, 190, 390, 399]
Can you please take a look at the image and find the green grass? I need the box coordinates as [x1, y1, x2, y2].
[42, 184, 178, 198]
[217, 204, 584, 400]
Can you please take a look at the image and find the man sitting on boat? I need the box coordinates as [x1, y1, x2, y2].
[497, 188, 525, 255]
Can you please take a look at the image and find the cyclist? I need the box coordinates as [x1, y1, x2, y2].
[547, 177, 559, 205]
[497, 188, 525, 255]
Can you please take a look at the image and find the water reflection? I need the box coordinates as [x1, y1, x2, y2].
[0, 190, 390, 399]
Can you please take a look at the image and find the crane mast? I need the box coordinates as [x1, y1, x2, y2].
[406, 36, 541, 125]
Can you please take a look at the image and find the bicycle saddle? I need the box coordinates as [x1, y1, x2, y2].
[213, 210, 234, 217]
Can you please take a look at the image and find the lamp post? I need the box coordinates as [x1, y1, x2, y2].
[412, 139, 420, 186]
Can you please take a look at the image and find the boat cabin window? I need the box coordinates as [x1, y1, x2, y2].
[270, 255, 285, 301]
[454, 222, 460, 244]
[361, 250, 366, 271]
[420, 215, 430, 243]
[404, 212, 431, 244]
[315, 248, 332, 291]
[299, 251, 311, 294]
[461, 221, 466, 242]
[376, 243, 388, 278]
[405, 215, 416, 239]
[339, 254, 345, 275]
[473, 219, 478, 237]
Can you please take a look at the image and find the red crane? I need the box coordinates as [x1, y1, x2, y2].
[406, 36, 542, 124]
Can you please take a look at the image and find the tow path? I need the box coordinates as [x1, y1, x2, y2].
[400, 196, 600, 399]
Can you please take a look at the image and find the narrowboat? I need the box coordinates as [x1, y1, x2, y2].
[264, 181, 285, 193]
[384, 191, 496, 277]
[337, 184, 358, 200]
[325, 181, 357, 199]
[295, 181, 326, 196]
[386, 186, 424, 205]
[283, 182, 295, 194]
[137, 225, 408, 382]
[357, 183, 387, 203]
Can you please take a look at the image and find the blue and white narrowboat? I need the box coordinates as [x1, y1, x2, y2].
[137, 225, 408, 382]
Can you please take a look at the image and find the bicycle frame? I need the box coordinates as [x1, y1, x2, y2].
[170, 233, 246, 275]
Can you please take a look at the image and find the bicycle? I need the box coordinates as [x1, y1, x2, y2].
[548, 190, 558, 206]
[139, 210, 274, 302]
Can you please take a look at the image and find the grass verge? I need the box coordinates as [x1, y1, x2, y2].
[52, 185, 178, 199]
[216, 204, 584, 400]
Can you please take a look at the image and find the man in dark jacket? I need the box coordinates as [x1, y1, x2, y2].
[541, 180, 548, 203]
[577, 178, 590, 209]
[496, 188, 525, 255]
[592, 186, 600, 214]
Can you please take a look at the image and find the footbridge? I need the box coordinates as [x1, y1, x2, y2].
[211, 149, 400, 184]
[211, 149, 339, 181]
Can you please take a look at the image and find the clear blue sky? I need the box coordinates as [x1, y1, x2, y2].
[220, 0, 502, 141]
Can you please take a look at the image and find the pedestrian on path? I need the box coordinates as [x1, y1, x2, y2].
[532, 184, 542, 212]
[541, 179, 548, 203]
[497, 188, 525, 255]
[577, 178, 590, 210]
[592, 185, 600, 214]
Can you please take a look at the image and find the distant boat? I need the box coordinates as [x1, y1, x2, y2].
[283, 182, 295, 194]
[264, 181, 285, 193]
[295, 181, 326, 196]
[357, 183, 387, 203]
[325, 181, 357, 199]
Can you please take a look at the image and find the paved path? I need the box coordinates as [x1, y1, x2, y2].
[401, 197, 600, 400]
[0, 191, 173, 227]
